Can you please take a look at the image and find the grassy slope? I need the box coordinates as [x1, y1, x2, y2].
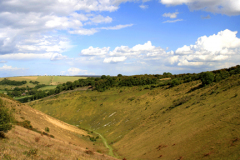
[0, 96, 118, 160]
[29, 75, 240, 160]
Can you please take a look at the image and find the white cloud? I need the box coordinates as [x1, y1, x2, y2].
[0, 0, 135, 61]
[68, 28, 98, 35]
[0, 53, 67, 60]
[163, 19, 183, 23]
[89, 15, 112, 24]
[176, 29, 240, 55]
[0, 65, 25, 71]
[139, 5, 148, 9]
[67, 67, 94, 75]
[174, 29, 240, 66]
[160, 0, 240, 16]
[81, 46, 110, 56]
[109, 41, 167, 57]
[103, 56, 127, 63]
[60, 71, 66, 75]
[100, 24, 134, 30]
[162, 12, 179, 18]
[0, 61, 7, 63]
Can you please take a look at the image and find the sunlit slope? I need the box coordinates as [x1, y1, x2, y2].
[29, 74, 240, 160]
[0, 96, 117, 160]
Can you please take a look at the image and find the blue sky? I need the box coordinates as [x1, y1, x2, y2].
[0, 0, 240, 77]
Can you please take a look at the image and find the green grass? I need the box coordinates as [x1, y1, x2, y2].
[37, 85, 57, 91]
[29, 75, 240, 160]
[14, 95, 32, 100]
[0, 90, 6, 93]
[52, 76, 86, 84]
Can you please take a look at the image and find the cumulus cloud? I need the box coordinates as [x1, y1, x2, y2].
[81, 46, 110, 56]
[109, 41, 167, 57]
[0, 65, 25, 71]
[163, 19, 183, 23]
[0, 0, 135, 61]
[103, 56, 127, 63]
[87, 15, 112, 25]
[160, 0, 240, 16]
[139, 5, 148, 9]
[162, 12, 179, 18]
[174, 29, 240, 66]
[0, 34, 71, 60]
[67, 67, 94, 75]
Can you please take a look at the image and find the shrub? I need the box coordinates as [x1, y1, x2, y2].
[85, 150, 94, 155]
[200, 72, 214, 86]
[23, 149, 38, 157]
[35, 136, 40, 142]
[0, 99, 13, 133]
[17, 120, 33, 130]
[45, 127, 50, 132]
[171, 79, 180, 87]
[0, 131, 6, 139]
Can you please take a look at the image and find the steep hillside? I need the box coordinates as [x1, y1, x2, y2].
[29, 74, 240, 160]
[0, 95, 118, 160]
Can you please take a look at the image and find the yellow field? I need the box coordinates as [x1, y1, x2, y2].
[0, 76, 87, 87]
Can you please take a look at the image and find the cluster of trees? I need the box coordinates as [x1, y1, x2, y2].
[14, 65, 240, 103]
[6, 84, 47, 97]
[29, 81, 40, 85]
[94, 75, 158, 92]
[0, 79, 27, 86]
[200, 65, 240, 86]
[18, 78, 96, 102]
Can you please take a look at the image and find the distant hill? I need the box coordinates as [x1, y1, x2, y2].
[29, 72, 240, 159]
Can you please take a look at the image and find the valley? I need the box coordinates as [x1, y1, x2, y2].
[1, 66, 240, 159]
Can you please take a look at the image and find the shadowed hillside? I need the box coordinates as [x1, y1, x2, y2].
[0, 95, 118, 160]
[29, 73, 240, 160]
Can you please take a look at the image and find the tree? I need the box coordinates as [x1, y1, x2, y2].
[117, 74, 123, 77]
[163, 72, 172, 77]
[200, 72, 214, 86]
[101, 75, 107, 79]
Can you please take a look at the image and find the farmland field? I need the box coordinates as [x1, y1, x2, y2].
[0, 76, 87, 85]
[37, 85, 57, 91]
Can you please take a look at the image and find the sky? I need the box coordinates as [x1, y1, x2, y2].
[0, 0, 240, 77]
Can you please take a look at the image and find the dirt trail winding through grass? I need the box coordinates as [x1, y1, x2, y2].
[45, 116, 88, 135]
[93, 131, 116, 158]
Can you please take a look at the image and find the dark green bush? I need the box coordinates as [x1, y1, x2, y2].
[200, 72, 214, 86]
[0, 99, 13, 133]
[17, 120, 33, 130]
[45, 127, 50, 132]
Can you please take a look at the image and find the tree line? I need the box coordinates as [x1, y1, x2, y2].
[10, 65, 240, 103]
[0, 79, 27, 86]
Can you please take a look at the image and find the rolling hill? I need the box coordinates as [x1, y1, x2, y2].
[28, 74, 240, 160]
